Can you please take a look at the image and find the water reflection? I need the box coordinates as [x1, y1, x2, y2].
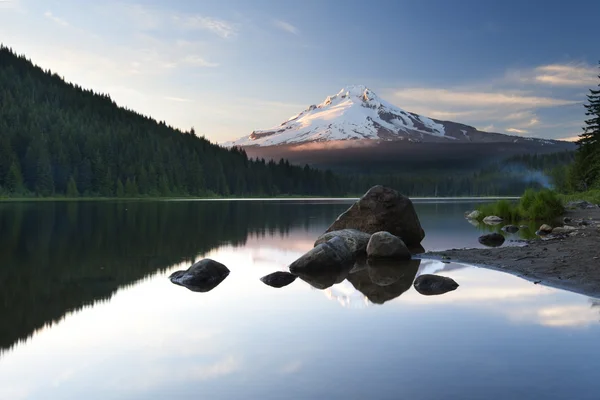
[1, 200, 600, 400]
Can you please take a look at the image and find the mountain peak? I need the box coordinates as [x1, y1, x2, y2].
[223, 86, 558, 148]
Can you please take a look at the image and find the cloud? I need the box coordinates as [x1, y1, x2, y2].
[273, 19, 299, 35]
[174, 15, 238, 38]
[532, 64, 598, 87]
[506, 128, 529, 134]
[44, 11, 69, 27]
[181, 55, 219, 68]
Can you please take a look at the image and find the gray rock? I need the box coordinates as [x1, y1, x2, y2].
[502, 225, 519, 233]
[482, 216, 503, 225]
[552, 225, 577, 234]
[314, 229, 371, 256]
[289, 236, 353, 275]
[563, 217, 572, 224]
[169, 259, 230, 292]
[413, 274, 459, 296]
[478, 232, 505, 247]
[538, 224, 553, 234]
[466, 210, 481, 220]
[366, 231, 411, 260]
[260, 271, 297, 288]
[325, 185, 425, 247]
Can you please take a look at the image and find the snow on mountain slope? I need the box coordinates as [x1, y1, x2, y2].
[223, 85, 557, 147]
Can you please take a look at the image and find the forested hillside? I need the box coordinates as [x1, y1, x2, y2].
[0, 46, 343, 197]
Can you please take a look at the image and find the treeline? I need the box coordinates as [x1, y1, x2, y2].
[0, 46, 344, 198]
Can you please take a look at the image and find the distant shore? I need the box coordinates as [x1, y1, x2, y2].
[0, 195, 521, 202]
[424, 207, 600, 298]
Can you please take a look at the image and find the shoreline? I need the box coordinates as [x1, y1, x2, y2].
[425, 207, 600, 298]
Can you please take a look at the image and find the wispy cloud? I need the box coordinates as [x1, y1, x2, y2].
[174, 15, 238, 38]
[273, 19, 299, 35]
[508, 63, 599, 87]
[44, 11, 69, 27]
[180, 55, 219, 68]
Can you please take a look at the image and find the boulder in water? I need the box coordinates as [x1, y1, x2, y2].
[466, 210, 481, 220]
[289, 236, 353, 275]
[366, 231, 411, 260]
[325, 185, 425, 247]
[502, 225, 519, 233]
[314, 229, 371, 256]
[260, 271, 297, 288]
[483, 216, 503, 225]
[413, 274, 459, 296]
[478, 232, 505, 247]
[169, 259, 230, 292]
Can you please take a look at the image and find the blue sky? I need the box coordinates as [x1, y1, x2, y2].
[1, 0, 599, 142]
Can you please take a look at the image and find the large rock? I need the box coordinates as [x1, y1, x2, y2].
[169, 259, 230, 292]
[325, 185, 424, 247]
[260, 271, 297, 288]
[289, 236, 353, 275]
[314, 229, 371, 256]
[413, 274, 459, 296]
[366, 231, 411, 260]
[346, 259, 420, 304]
[478, 232, 505, 247]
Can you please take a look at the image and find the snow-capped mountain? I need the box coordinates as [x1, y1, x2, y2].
[224, 85, 557, 147]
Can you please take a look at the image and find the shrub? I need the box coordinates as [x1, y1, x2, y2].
[477, 189, 563, 222]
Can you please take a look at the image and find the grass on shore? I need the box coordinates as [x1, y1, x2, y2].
[476, 189, 564, 222]
[558, 189, 600, 206]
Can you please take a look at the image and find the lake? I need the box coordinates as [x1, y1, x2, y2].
[0, 199, 599, 400]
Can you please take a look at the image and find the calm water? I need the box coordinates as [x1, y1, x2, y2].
[0, 200, 599, 400]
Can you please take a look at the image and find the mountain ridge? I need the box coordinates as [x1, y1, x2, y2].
[225, 85, 559, 147]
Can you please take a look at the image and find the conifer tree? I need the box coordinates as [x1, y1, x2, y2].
[66, 176, 79, 197]
[574, 62, 600, 189]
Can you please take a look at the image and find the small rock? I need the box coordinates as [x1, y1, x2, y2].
[483, 216, 503, 225]
[552, 225, 577, 234]
[466, 210, 481, 220]
[565, 200, 598, 209]
[519, 225, 529, 229]
[563, 217, 572, 224]
[314, 229, 371, 256]
[502, 225, 519, 233]
[413, 274, 459, 296]
[260, 271, 297, 288]
[478, 232, 505, 247]
[366, 231, 411, 260]
[538, 224, 553, 235]
[169, 259, 230, 292]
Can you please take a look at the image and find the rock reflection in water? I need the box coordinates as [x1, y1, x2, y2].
[346, 259, 420, 304]
[295, 262, 354, 290]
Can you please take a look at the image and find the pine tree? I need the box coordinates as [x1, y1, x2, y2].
[5, 162, 24, 193]
[125, 178, 138, 197]
[575, 62, 600, 189]
[116, 179, 125, 197]
[66, 176, 79, 197]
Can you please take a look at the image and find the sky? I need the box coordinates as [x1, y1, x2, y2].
[1, 0, 599, 143]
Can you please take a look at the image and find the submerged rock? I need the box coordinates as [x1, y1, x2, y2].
[413, 274, 459, 296]
[314, 229, 371, 256]
[260, 271, 297, 288]
[366, 231, 411, 260]
[483, 216, 503, 225]
[502, 225, 520, 233]
[346, 259, 420, 304]
[478, 232, 505, 247]
[325, 185, 425, 247]
[465, 210, 481, 220]
[169, 259, 230, 292]
[289, 236, 353, 275]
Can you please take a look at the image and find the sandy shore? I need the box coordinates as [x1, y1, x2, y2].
[424, 208, 600, 298]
